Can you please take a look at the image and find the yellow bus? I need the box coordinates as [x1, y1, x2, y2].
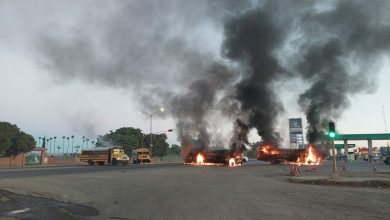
[131, 148, 151, 164]
[80, 146, 129, 166]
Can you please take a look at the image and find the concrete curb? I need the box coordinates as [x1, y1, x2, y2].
[289, 176, 390, 188]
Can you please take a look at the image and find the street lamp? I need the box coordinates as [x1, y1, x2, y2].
[141, 107, 164, 148]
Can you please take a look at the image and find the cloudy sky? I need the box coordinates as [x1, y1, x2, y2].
[0, 0, 389, 149]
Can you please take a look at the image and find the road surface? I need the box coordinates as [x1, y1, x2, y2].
[0, 160, 389, 220]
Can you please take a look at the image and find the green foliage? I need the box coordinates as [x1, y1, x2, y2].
[167, 144, 181, 155]
[143, 133, 169, 158]
[0, 121, 36, 156]
[96, 127, 143, 154]
[0, 122, 19, 155]
[96, 127, 170, 158]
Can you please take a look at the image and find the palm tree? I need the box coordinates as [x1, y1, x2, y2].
[57, 146, 61, 156]
[53, 137, 57, 156]
[49, 137, 53, 154]
[86, 138, 90, 148]
[75, 145, 81, 154]
[38, 137, 41, 146]
[62, 136, 65, 154]
[71, 135, 74, 154]
[67, 137, 70, 155]
[82, 136, 85, 149]
[91, 141, 95, 147]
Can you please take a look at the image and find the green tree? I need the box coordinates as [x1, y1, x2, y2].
[0, 122, 36, 156]
[96, 127, 143, 154]
[0, 122, 19, 155]
[143, 133, 169, 158]
[96, 127, 170, 157]
[167, 144, 181, 155]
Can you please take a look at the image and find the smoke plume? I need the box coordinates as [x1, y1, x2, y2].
[294, 0, 390, 142]
[32, 0, 390, 153]
[222, 8, 286, 146]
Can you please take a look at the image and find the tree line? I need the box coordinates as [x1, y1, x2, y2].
[96, 127, 180, 158]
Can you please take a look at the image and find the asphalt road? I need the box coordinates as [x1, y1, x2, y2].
[0, 160, 389, 220]
[0, 163, 181, 179]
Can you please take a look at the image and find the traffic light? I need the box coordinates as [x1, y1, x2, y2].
[328, 121, 336, 138]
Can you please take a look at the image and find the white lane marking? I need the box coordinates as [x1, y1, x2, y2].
[6, 208, 31, 215]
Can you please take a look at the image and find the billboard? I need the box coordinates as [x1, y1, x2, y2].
[289, 118, 303, 148]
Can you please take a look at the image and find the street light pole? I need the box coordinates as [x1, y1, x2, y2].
[141, 133, 145, 148]
[141, 107, 164, 156]
[331, 137, 338, 177]
[150, 114, 153, 147]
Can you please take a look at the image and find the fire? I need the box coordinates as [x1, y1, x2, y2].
[295, 145, 321, 165]
[196, 153, 204, 164]
[229, 158, 236, 166]
[304, 145, 321, 165]
[228, 157, 242, 167]
[261, 146, 279, 155]
[185, 151, 243, 167]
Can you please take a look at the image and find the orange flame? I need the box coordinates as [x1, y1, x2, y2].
[229, 158, 236, 166]
[295, 145, 321, 165]
[304, 145, 321, 165]
[196, 153, 204, 164]
[228, 156, 242, 167]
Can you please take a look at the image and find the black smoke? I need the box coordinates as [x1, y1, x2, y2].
[294, 0, 390, 142]
[221, 8, 286, 146]
[32, 0, 390, 152]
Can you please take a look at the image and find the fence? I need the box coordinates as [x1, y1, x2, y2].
[0, 153, 26, 168]
[0, 153, 82, 168]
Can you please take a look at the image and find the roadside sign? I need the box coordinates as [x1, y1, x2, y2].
[335, 144, 356, 149]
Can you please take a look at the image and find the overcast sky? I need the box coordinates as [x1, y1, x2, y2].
[0, 0, 389, 149]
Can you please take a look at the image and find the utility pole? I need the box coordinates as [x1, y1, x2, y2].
[150, 114, 153, 147]
[141, 107, 164, 157]
[331, 137, 338, 176]
[329, 121, 339, 179]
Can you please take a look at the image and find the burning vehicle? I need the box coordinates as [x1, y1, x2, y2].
[184, 147, 244, 167]
[257, 145, 322, 165]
